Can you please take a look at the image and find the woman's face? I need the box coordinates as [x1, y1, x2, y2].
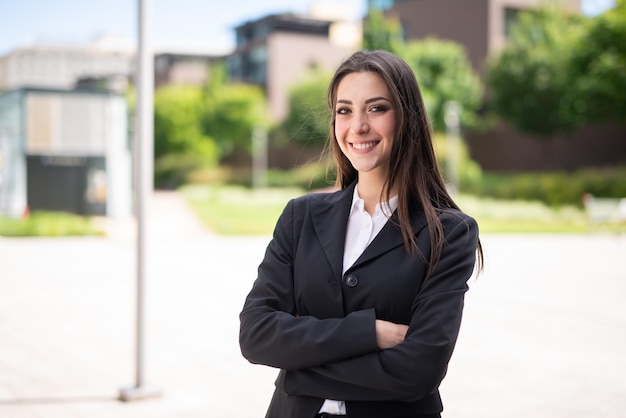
[334, 71, 396, 182]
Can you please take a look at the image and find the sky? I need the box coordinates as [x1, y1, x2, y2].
[0, 0, 617, 56]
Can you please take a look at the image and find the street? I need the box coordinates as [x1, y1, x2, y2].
[0, 192, 625, 417]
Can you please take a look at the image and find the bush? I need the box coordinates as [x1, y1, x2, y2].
[433, 134, 483, 191]
[204, 134, 482, 193]
[208, 162, 334, 191]
[0, 211, 102, 237]
[466, 167, 626, 206]
[154, 153, 217, 189]
[267, 162, 336, 191]
[398, 38, 483, 132]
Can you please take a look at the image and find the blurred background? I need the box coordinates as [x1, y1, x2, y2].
[0, 1, 625, 417]
[0, 0, 624, 234]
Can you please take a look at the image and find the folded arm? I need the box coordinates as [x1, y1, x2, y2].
[239, 199, 381, 370]
[278, 214, 479, 402]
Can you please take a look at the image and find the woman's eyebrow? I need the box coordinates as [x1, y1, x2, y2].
[365, 96, 392, 104]
[336, 97, 392, 105]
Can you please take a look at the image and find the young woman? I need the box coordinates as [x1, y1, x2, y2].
[239, 50, 483, 418]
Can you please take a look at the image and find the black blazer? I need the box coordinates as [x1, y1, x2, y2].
[240, 183, 478, 418]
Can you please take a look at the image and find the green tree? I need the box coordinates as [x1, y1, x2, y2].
[154, 85, 218, 160]
[397, 38, 483, 132]
[201, 64, 269, 158]
[486, 7, 586, 136]
[153, 85, 220, 187]
[570, 0, 626, 124]
[282, 68, 332, 147]
[362, 9, 403, 52]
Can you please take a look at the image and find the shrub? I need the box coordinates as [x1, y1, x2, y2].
[0, 211, 102, 237]
[466, 167, 626, 206]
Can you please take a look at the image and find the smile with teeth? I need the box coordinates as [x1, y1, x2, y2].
[351, 141, 380, 150]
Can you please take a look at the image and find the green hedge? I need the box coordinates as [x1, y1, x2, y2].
[0, 211, 103, 237]
[465, 167, 626, 206]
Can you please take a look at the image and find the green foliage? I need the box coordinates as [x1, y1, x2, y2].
[266, 162, 335, 190]
[457, 195, 593, 234]
[397, 38, 483, 132]
[202, 82, 269, 156]
[487, 7, 586, 137]
[0, 211, 102, 237]
[154, 85, 219, 161]
[153, 85, 220, 187]
[154, 152, 218, 189]
[432, 134, 483, 190]
[570, 1, 626, 124]
[200, 62, 269, 156]
[153, 62, 268, 186]
[181, 184, 621, 235]
[464, 166, 626, 206]
[181, 184, 304, 235]
[282, 69, 332, 147]
[204, 60, 229, 93]
[487, 3, 626, 136]
[362, 9, 403, 52]
[281, 15, 481, 141]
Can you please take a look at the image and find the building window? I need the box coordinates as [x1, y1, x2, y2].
[236, 28, 253, 48]
[248, 46, 267, 86]
[504, 7, 522, 39]
[227, 54, 243, 81]
[253, 23, 270, 41]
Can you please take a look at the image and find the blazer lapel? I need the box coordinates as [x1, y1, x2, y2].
[310, 183, 355, 279]
[350, 204, 428, 271]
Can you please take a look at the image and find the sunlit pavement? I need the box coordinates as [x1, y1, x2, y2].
[0, 192, 624, 418]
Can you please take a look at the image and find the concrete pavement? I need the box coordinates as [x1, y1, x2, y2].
[0, 191, 625, 417]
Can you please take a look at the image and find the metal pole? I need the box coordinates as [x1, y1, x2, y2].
[119, 0, 160, 401]
[252, 126, 268, 190]
[444, 101, 461, 196]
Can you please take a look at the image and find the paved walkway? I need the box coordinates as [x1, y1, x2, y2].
[0, 192, 625, 417]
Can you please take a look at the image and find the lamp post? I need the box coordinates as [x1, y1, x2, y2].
[444, 101, 461, 196]
[118, 0, 160, 401]
[252, 126, 268, 190]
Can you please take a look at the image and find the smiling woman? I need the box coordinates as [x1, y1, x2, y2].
[239, 50, 484, 418]
[333, 72, 396, 208]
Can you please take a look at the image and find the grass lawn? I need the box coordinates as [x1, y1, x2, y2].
[457, 195, 591, 233]
[0, 211, 104, 237]
[4, 186, 622, 237]
[181, 185, 626, 235]
[182, 184, 305, 235]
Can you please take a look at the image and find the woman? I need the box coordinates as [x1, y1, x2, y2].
[239, 50, 483, 418]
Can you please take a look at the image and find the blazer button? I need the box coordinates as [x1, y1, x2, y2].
[344, 274, 358, 288]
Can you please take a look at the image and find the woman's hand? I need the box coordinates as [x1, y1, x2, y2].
[375, 319, 408, 350]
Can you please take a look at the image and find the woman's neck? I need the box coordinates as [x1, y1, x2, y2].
[357, 173, 396, 216]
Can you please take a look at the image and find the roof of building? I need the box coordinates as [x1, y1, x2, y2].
[235, 13, 332, 37]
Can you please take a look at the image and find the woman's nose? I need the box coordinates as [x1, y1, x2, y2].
[351, 114, 370, 135]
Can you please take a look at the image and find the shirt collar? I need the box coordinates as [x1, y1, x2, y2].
[350, 184, 399, 218]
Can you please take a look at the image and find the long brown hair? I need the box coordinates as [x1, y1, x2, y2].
[326, 50, 483, 276]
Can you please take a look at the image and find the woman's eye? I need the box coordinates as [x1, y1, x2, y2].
[370, 105, 388, 112]
[336, 107, 350, 115]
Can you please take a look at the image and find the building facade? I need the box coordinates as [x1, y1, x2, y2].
[228, 13, 360, 121]
[384, 0, 580, 74]
[379, 0, 626, 171]
[0, 88, 131, 217]
[154, 53, 224, 88]
[0, 36, 134, 92]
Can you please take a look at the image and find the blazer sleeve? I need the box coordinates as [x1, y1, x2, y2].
[277, 212, 479, 402]
[239, 198, 380, 370]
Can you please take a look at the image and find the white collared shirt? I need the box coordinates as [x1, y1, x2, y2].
[319, 185, 399, 415]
